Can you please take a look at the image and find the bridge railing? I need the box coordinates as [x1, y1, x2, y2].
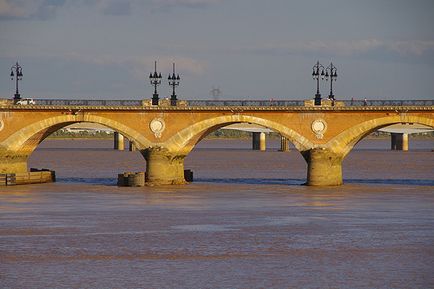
[341, 99, 433, 106]
[34, 99, 143, 106]
[30, 98, 433, 107]
[188, 99, 434, 106]
[185, 100, 307, 106]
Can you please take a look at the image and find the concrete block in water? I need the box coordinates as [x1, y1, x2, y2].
[128, 172, 145, 187]
[118, 172, 145, 187]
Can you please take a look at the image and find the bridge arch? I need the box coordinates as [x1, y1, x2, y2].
[326, 115, 434, 157]
[1, 114, 152, 155]
[164, 114, 314, 155]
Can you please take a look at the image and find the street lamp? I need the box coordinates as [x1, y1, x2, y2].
[325, 62, 337, 100]
[149, 60, 162, 105]
[10, 62, 23, 101]
[168, 63, 180, 106]
[312, 61, 325, 105]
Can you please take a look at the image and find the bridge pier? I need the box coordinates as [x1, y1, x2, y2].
[143, 147, 186, 185]
[303, 148, 343, 186]
[279, 135, 290, 152]
[252, 132, 266, 151]
[391, 133, 409, 151]
[129, 140, 137, 152]
[0, 156, 28, 174]
[114, 132, 125, 150]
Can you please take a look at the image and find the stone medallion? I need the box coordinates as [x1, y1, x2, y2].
[150, 118, 165, 138]
[311, 119, 327, 139]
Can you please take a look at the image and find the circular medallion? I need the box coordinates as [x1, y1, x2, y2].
[0, 120, 4, 132]
[150, 118, 165, 138]
[311, 119, 327, 139]
[312, 120, 325, 132]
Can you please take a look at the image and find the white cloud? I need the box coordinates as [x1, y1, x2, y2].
[65, 52, 206, 77]
[387, 40, 434, 56]
[242, 39, 434, 58]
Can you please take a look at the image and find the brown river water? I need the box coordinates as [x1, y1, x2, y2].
[1, 138, 434, 289]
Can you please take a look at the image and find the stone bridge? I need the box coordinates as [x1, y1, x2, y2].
[0, 100, 433, 186]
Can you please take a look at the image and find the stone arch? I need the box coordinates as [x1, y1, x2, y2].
[1, 114, 152, 154]
[163, 114, 315, 154]
[326, 115, 434, 157]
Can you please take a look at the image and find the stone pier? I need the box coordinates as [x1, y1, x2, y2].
[252, 132, 266, 151]
[391, 133, 409, 151]
[303, 148, 343, 186]
[114, 132, 125, 150]
[279, 135, 290, 152]
[129, 140, 137, 152]
[0, 154, 28, 174]
[143, 147, 186, 185]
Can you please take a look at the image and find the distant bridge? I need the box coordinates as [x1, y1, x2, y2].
[0, 98, 433, 186]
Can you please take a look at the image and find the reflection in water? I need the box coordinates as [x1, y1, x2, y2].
[0, 139, 433, 289]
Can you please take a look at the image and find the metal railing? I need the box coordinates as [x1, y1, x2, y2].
[186, 100, 306, 106]
[341, 99, 433, 106]
[30, 98, 433, 107]
[34, 99, 142, 106]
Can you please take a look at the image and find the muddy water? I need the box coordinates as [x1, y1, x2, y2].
[1, 138, 433, 289]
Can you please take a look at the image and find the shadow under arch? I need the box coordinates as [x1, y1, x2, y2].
[164, 114, 315, 155]
[326, 115, 434, 158]
[2, 114, 152, 154]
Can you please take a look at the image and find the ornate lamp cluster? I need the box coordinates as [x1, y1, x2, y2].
[312, 61, 325, 105]
[312, 61, 338, 105]
[10, 62, 23, 100]
[325, 62, 337, 100]
[149, 61, 162, 105]
[149, 61, 181, 106]
[168, 63, 180, 106]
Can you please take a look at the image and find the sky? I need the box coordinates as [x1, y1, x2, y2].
[1, 0, 434, 101]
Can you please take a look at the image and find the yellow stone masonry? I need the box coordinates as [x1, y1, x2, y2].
[1, 103, 433, 186]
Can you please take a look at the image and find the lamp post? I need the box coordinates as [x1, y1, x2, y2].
[325, 62, 337, 100]
[149, 61, 162, 105]
[312, 61, 325, 105]
[10, 62, 23, 101]
[168, 63, 180, 106]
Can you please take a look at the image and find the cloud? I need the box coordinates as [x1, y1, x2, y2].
[240, 39, 434, 58]
[64, 52, 206, 77]
[98, 0, 131, 16]
[95, 0, 224, 15]
[149, 0, 222, 10]
[0, 0, 223, 20]
[0, 0, 64, 20]
[387, 40, 434, 56]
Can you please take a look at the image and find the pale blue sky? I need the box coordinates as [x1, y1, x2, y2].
[1, 0, 433, 100]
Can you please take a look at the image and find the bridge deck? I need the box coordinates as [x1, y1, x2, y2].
[1, 98, 432, 111]
[1, 105, 433, 112]
[1, 98, 433, 109]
